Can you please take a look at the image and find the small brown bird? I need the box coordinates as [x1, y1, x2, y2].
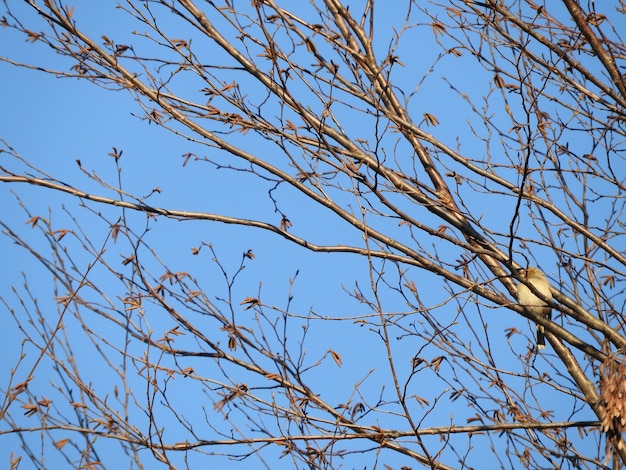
[517, 267, 552, 349]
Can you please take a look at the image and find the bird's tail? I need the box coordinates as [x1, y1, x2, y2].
[536, 324, 546, 350]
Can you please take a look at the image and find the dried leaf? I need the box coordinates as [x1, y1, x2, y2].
[403, 280, 417, 294]
[330, 350, 342, 367]
[351, 402, 365, 418]
[285, 120, 297, 132]
[52, 229, 70, 241]
[168, 326, 184, 336]
[25, 216, 41, 228]
[431, 21, 446, 37]
[22, 403, 38, 416]
[587, 13, 606, 26]
[414, 395, 430, 407]
[123, 296, 141, 311]
[446, 6, 463, 17]
[115, 44, 130, 55]
[430, 356, 444, 372]
[55, 438, 70, 449]
[24, 29, 40, 42]
[149, 109, 163, 124]
[110, 223, 121, 242]
[494, 74, 505, 89]
[466, 414, 484, 424]
[108, 147, 123, 161]
[172, 38, 188, 49]
[37, 397, 52, 407]
[280, 216, 292, 231]
[240, 297, 260, 310]
[423, 113, 439, 127]
[601, 275, 615, 288]
[121, 254, 135, 266]
[185, 291, 202, 301]
[55, 295, 70, 305]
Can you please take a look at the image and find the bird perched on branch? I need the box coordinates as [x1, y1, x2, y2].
[517, 267, 552, 350]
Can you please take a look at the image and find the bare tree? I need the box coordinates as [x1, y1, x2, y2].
[1, 1, 626, 468]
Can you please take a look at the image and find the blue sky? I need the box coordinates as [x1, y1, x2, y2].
[1, 1, 619, 468]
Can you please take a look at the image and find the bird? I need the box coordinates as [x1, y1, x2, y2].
[516, 267, 552, 350]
